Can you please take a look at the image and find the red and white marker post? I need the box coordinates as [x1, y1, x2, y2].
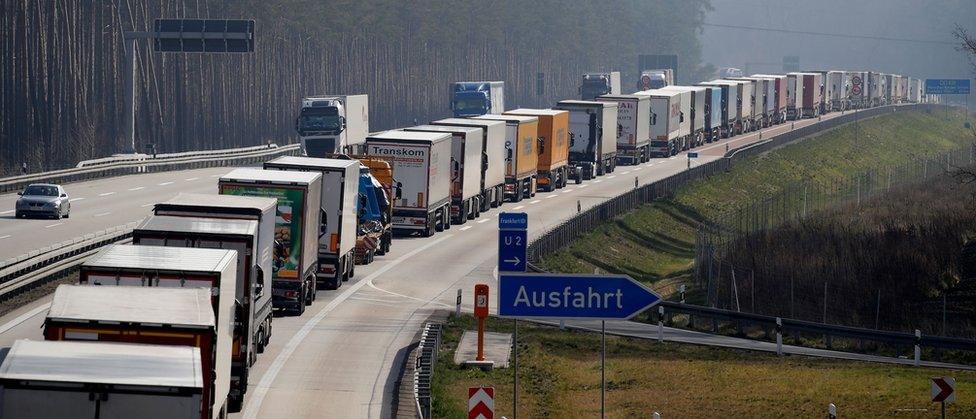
[468, 386, 494, 419]
[474, 284, 489, 361]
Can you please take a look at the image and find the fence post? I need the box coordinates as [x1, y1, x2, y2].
[658, 306, 665, 343]
[776, 317, 783, 356]
[914, 329, 921, 367]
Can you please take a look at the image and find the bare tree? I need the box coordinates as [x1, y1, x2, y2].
[951, 25, 976, 184]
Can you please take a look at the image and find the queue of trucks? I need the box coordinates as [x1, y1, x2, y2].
[0, 66, 928, 418]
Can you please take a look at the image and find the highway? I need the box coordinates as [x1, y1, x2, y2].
[0, 110, 874, 417]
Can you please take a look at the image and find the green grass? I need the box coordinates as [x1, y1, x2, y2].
[542, 108, 976, 294]
[432, 314, 976, 418]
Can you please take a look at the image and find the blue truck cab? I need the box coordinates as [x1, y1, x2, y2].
[450, 81, 505, 117]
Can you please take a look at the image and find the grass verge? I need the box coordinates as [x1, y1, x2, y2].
[542, 108, 975, 295]
[432, 314, 976, 418]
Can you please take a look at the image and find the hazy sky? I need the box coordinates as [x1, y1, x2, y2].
[701, 0, 976, 79]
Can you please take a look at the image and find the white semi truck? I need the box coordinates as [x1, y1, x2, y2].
[296, 95, 369, 156]
[553, 100, 619, 178]
[403, 125, 485, 224]
[264, 156, 360, 289]
[580, 71, 622, 100]
[365, 130, 453, 236]
[430, 118, 507, 211]
[594, 94, 652, 165]
[635, 89, 682, 157]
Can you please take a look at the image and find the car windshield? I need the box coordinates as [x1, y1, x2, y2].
[23, 185, 58, 196]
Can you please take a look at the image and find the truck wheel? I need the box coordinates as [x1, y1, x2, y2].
[349, 259, 355, 279]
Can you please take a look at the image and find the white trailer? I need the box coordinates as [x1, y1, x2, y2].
[366, 130, 452, 236]
[263, 157, 360, 289]
[698, 81, 739, 137]
[786, 73, 805, 119]
[297, 94, 369, 156]
[431, 118, 507, 210]
[553, 100, 618, 177]
[0, 339, 205, 419]
[403, 125, 485, 223]
[635, 89, 681, 157]
[657, 86, 707, 147]
[594, 94, 652, 164]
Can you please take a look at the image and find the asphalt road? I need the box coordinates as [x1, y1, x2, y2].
[0, 110, 893, 417]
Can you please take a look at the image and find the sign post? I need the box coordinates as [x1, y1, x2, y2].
[497, 272, 661, 418]
[498, 212, 527, 419]
[474, 284, 489, 361]
[932, 377, 955, 419]
[687, 151, 698, 169]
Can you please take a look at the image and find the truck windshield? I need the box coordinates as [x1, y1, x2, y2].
[580, 81, 608, 100]
[297, 107, 342, 133]
[453, 97, 487, 116]
[649, 79, 666, 89]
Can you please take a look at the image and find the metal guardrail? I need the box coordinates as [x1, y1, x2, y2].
[0, 223, 137, 299]
[414, 322, 442, 419]
[1, 143, 301, 193]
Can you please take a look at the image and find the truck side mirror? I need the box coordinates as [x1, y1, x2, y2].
[255, 267, 265, 297]
[341, 116, 347, 129]
[537, 137, 545, 155]
[506, 148, 513, 160]
[294, 117, 301, 133]
[395, 182, 403, 200]
[482, 152, 488, 170]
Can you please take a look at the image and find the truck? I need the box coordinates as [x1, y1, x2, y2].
[824, 71, 846, 111]
[704, 80, 748, 134]
[725, 78, 762, 130]
[503, 109, 572, 188]
[790, 72, 823, 118]
[592, 95, 651, 164]
[751, 74, 788, 124]
[659, 86, 706, 148]
[352, 156, 396, 259]
[0, 339, 205, 419]
[365, 130, 452, 236]
[296, 95, 369, 156]
[698, 81, 739, 138]
[263, 157, 359, 289]
[402, 125, 485, 223]
[638, 69, 674, 91]
[553, 100, 618, 178]
[844, 71, 868, 109]
[43, 285, 217, 417]
[430, 118, 507, 210]
[786, 73, 806, 120]
[151, 193, 276, 354]
[471, 114, 540, 201]
[734, 77, 776, 128]
[131, 215, 270, 411]
[219, 168, 322, 315]
[867, 71, 883, 107]
[652, 87, 692, 147]
[78, 244, 237, 417]
[580, 71, 621, 100]
[450, 81, 504, 117]
[635, 89, 681, 157]
[700, 86, 723, 142]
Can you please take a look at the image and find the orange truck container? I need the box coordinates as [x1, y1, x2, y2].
[471, 114, 539, 202]
[504, 109, 570, 191]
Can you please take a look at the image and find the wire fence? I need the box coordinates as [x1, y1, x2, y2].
[695, 143, 976, 337]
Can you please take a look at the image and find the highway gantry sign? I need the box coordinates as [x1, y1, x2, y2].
[497, 273, 661, 320]
[925, 79, 971, 95]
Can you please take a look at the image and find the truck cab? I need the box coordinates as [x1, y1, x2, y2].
[450, 82, 504, 117]
[580, 72, 621, 100]
[296, 95, 369, 157]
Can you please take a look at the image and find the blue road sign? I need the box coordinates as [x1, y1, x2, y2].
[499, 212, 528, 230]
[687, 152, 699, 158]
[925, 79, 971, 95]
[497, 273, 661, 320]
[498, 229, 527, 273]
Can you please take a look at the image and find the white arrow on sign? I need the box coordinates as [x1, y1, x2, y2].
[504, 256, 521, 265]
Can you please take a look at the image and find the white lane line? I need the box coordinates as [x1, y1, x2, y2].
[578, 184, 589, 188]
[0, 210, 13, 215]
[98, 192, 115, 197]
[620, 171, 631, 174]
[459, 226, 472, 231]
[477, 219, 490, 224]
[530, 200, 541, 204]
[158, 182, 174, 186]
[140, 203, 154, 207]
[0, 235, 10, 240]
[545, 195, 557, 199]
[0, 303, 51, 335]
[242, 234, 453, 418]
[593, 180, 603, 183]
[128, 186, 145, 191]
[185, 177, 199, 181]
[44, 223, 63, 228]
[513, 205, 525, 210]
[94, 212, 112, 217]
[68, 197, 85, 202]
[607, 175, 616, 179]
[562, 188, 575, 193]
[633, 167, 643, 171]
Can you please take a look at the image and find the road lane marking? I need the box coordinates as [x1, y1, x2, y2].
[0, 303, 51, 336]
[158, 182, 174, 186]
[128, 186, 145, 191]
[94, 212, 112, 217]
[0, 235, 10, 240]
[620, 171, 630, 174]
[593, 180, 603, 183]
[243, 234, 453, 419]
[98, 192, 115, 197]
[184, 177, 199, 181]
[607, 175, 616, 179]
[44, 223, 63, 228]
[530, 200, 540, 204]
[579, 184, 589, 188]
[633, 167, 643, 171]
[513, 205, 525, 210]
[140, 203, 154, 207]
[459, 226, 472, 231]
[477, 219, 490, 223]
[68, 197, 85, 202]
[0, 210, 13, 215]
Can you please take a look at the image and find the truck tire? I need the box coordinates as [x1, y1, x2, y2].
[349, 259, 355, 279]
